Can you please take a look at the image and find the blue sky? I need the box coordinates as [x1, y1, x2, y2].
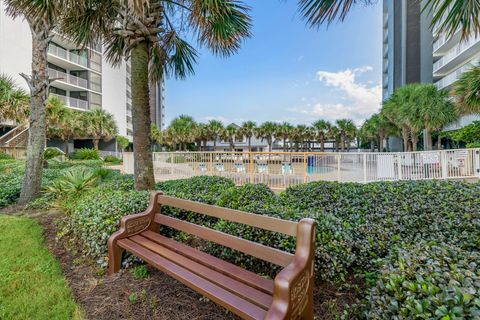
[165, 1, 382, 127]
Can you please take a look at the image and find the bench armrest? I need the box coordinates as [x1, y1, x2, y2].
[266, 218, 316, 319]
[108, 192, 162, 243]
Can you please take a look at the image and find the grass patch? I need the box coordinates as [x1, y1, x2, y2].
[0, 215, 79, 320]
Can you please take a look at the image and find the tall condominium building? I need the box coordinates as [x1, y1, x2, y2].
[383, 0, 480, 131]
[432, 12, 480, 131]
[0, 5, 166, 149]
[382, 0, 433, 101]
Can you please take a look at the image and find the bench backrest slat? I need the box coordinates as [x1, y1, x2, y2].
[154, 214, 295, 267]
[157, 195, 298, 237]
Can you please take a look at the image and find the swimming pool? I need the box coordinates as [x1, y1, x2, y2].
[307, 165, 335, 174]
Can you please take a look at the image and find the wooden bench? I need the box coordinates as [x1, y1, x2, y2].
[108, 192, 316, 319]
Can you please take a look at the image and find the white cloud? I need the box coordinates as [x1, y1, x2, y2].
[289, 66, 381, 125]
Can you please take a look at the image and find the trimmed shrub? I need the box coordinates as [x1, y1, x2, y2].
[73, 148, 100, 160]
[280, 180, 480, 281]
[0, 173, 22, 208]
[364, 242, 480, 319]
[103, 155, 122, 164]
[157, 176, 234, 204]
[0, 152, 13, 160]
[60, 188, 149, 267]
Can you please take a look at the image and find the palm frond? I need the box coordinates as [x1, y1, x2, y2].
[423, 0, 480, 40]
[189, 0, 252, 57]
[298, 0, 374, 27]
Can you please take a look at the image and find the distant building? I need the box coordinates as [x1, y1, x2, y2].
[0, 4, 166, 151]
[382, 0, 480, 149]
[382, 0, 433, 101]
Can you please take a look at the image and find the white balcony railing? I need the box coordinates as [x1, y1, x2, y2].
[48, 44, 88, 67]
[48, 68, 88, 89]
[433, 36, 480, 73]
[50, 93, 89, 110]
[435, 64, 473, 89]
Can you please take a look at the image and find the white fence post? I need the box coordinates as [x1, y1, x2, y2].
[337, 154, 341, 182]
[397, 153, 403, 180]
[440, 150, 448, 179]
[363, 153, 367, 183]
[475, 149, 480, 178]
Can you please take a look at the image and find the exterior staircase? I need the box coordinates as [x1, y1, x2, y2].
[0, 123, 29, 148]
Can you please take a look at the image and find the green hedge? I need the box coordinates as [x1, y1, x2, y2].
[280, 180, 480, 281]
[60, 188, 149, 267]
[73, 148, 100, 160]
[364, 242, 480, 319]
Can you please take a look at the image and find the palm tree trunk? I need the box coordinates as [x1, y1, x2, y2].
[248, 137, 252, 152]
[425, 128, 433, 151]
[19, 24, 50, 205]
[283, 138, 287, 152]
[320, 137, 325, 152]
[65, 140, 70, 157]
[131, 41, 155, 190]
[379, 134, 385, 152]
[402, 127, 410, 152]
[93, 139, 99, 150]
[411, 131, 419, 151]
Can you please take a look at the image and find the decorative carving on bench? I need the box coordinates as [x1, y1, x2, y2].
[125, 216, 151, 236]
[290, 269, 310, 319]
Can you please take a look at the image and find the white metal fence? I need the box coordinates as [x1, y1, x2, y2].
[122, 149, 480, 189]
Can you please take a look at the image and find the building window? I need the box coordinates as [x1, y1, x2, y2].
[88, 92, 102, 108]
[71, 91, 88, 101]
[89, 72, 102, 92]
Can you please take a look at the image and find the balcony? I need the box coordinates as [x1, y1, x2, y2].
[435, 64, 473, 90]
[48, 68, 88, 90]
[48, 44, 88, 68]
[50, 93, 89, 110]
[433, 35, 480, 74]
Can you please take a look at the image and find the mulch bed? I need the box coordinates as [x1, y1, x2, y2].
[2, 207, 361, 319]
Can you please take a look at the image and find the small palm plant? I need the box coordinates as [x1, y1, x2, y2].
[44, 167, 98, 201]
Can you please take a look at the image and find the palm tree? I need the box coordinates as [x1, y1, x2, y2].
[328, 125, 340, 152]
[414, 84, 458, 150]
[453, 64, 480, 115]
[276, 122, 294, 152]
[239, 121, 257, 152]
[312, 119, 331, 152]
[64, 1, 251, 191]
[222, 124, 238, 151]
[83, 108, 118, 150]
[292, 125, 308, 152]
[46, 97, 82, 156]
[336, 119, 356, 151]
[168, 115, 196, 151]
[0, 74, 29, 123]
[4, 0, 63, 204]
[299, 0, 480, 40]
[206, 120, 224, 150]
[257, 122, 277, 152]
[383, 90, 412, 152]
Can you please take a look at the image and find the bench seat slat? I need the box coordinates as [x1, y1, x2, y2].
[141, 231, 274, 295]
[130, 234, 273, 310]
[158, 195, 298, 237]
[154, 214, 294, 267]
[118, 238, 268, 320]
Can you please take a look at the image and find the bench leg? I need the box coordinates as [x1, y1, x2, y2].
[108, 241, 124, 275]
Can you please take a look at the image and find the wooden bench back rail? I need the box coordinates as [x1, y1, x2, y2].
[157, 195, 298, 237]
[108, 192, 317, 319]
[154, 214, 294, 267]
